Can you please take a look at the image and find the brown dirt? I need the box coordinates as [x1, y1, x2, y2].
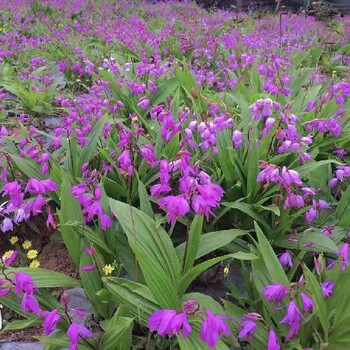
[0, 326, 43, 342]
[39, 240, 78, 279]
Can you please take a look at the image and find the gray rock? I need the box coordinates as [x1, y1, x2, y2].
[0, 342, 44, 350]
[64, 287, 93, 325]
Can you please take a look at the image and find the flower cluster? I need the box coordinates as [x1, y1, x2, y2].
[151, 151, 224, 224]
[71, 168, 112, 231]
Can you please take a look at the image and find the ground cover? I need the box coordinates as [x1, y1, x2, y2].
[1, 0, 350, 349]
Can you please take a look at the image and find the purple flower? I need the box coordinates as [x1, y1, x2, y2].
[67, 322, 93, 350]
[305, 208, 318, 224]
[280, 167, 302, 188]
[148, 309, 192, 338]
[318, 199, 329, 210]
[267, 329, 280, 350]
[1, 218, 13, 232]
[158, 195, 190, 226]
[150, 183, 172, 196]
[262, 284, 289, 304]
[328, 177, 338, 188]
[21, 292, 40, 314]
[192, 183, 224, 220]
[334, 148, 347, 158]
[0, 126, 8, 136]
[321, 226, 334, 237]
[338, 243, 349, 271]
[280, 300, 301, 341]
[279, 251, 293, 269]
[199, 310, 230, 349]
[306, 100, 316, 112]
[137, 96, 150, 110]
[100, 213, 112, 231]
[80, 265, 96, 271]
[13, 273, 38, 296]
[300, 292, 313, 313]
[321, 281, 335, 298]
[41, 309, 61, 335]
[232, 130, 244, 149]
[237, 320, 256, 342]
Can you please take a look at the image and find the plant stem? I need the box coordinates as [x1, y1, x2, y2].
[181, 217, 190, 273]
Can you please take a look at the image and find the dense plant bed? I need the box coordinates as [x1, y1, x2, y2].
[1, 0, 350, 349]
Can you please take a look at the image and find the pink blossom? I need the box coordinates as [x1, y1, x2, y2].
[1, 218, 13, 232]
[279, 251, 293, 269]
[300, 292, 313, 313]
[321, 281, 335, 298]
[158, 195, 190, 225]
[237, 320, 256, 342]
[267, 329, 280, 350]
[148, 309, 192, 338]
[262, 284, 289, 304]
[80, 265, 96, 271]
[279, 300, 301, 341]
[199, 310, 230, 349]
[41, 309, 61, 335]
[67, 322, 93, 350]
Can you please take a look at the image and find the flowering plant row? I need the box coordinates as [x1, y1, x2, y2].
[0, 0, 350, 349]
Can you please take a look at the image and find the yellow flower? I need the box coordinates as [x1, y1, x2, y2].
[3, 250, 14, 260]
[103, 264, 115, 276]
[27, 250, 38, 260]
[10, 236, 19, 245]
[22, 240, 32, 250]
[30, 260, 40, 268]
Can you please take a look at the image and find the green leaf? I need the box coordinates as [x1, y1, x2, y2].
[65, 222, 113, 255]
[58, 174, 83, 266]
[183, 293, 224, 315]
[109, 200, 181, 308]
[79, 240, 108, 318]
[328, 268, 350, 343]
[137, 177, 154, 218]
[36, 333, 93, 350]
[6, 268, 80, 288]
[99, 312, 133, 350]
[303, 265, 329, 340]
[150, 78, 178, 105]
[182, 216, 203, 274]
[216, 130, 236, 183]
[254, 222, 289, 285]
[178, 252, 257, 295]
[103, 277, 159, 325]
[0, 318, 40, 333]
[253, 204, 280, 216]
[176, 229, 246, 261]
[8, 153, 43, 179]
[162, 133, 180, 159]
[274, 231, 337, 254]
[245, 134, 259, 200]
[296, 159, 342, 178]
[223, 202, 269, 230]
[79, 113, 108, 170]
[336, 185, 350, 227]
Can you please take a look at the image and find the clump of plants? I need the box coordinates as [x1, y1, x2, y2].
[0, 1, 350, 349]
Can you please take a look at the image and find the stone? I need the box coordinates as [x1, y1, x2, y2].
[0, 342, 44, 350]
[63, 287, 93, 325]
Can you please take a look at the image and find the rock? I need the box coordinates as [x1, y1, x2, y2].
[0, 342, 44, 350]
[63, 287, 93, 325]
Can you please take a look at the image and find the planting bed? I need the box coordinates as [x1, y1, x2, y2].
[1, 0, 350, 349]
